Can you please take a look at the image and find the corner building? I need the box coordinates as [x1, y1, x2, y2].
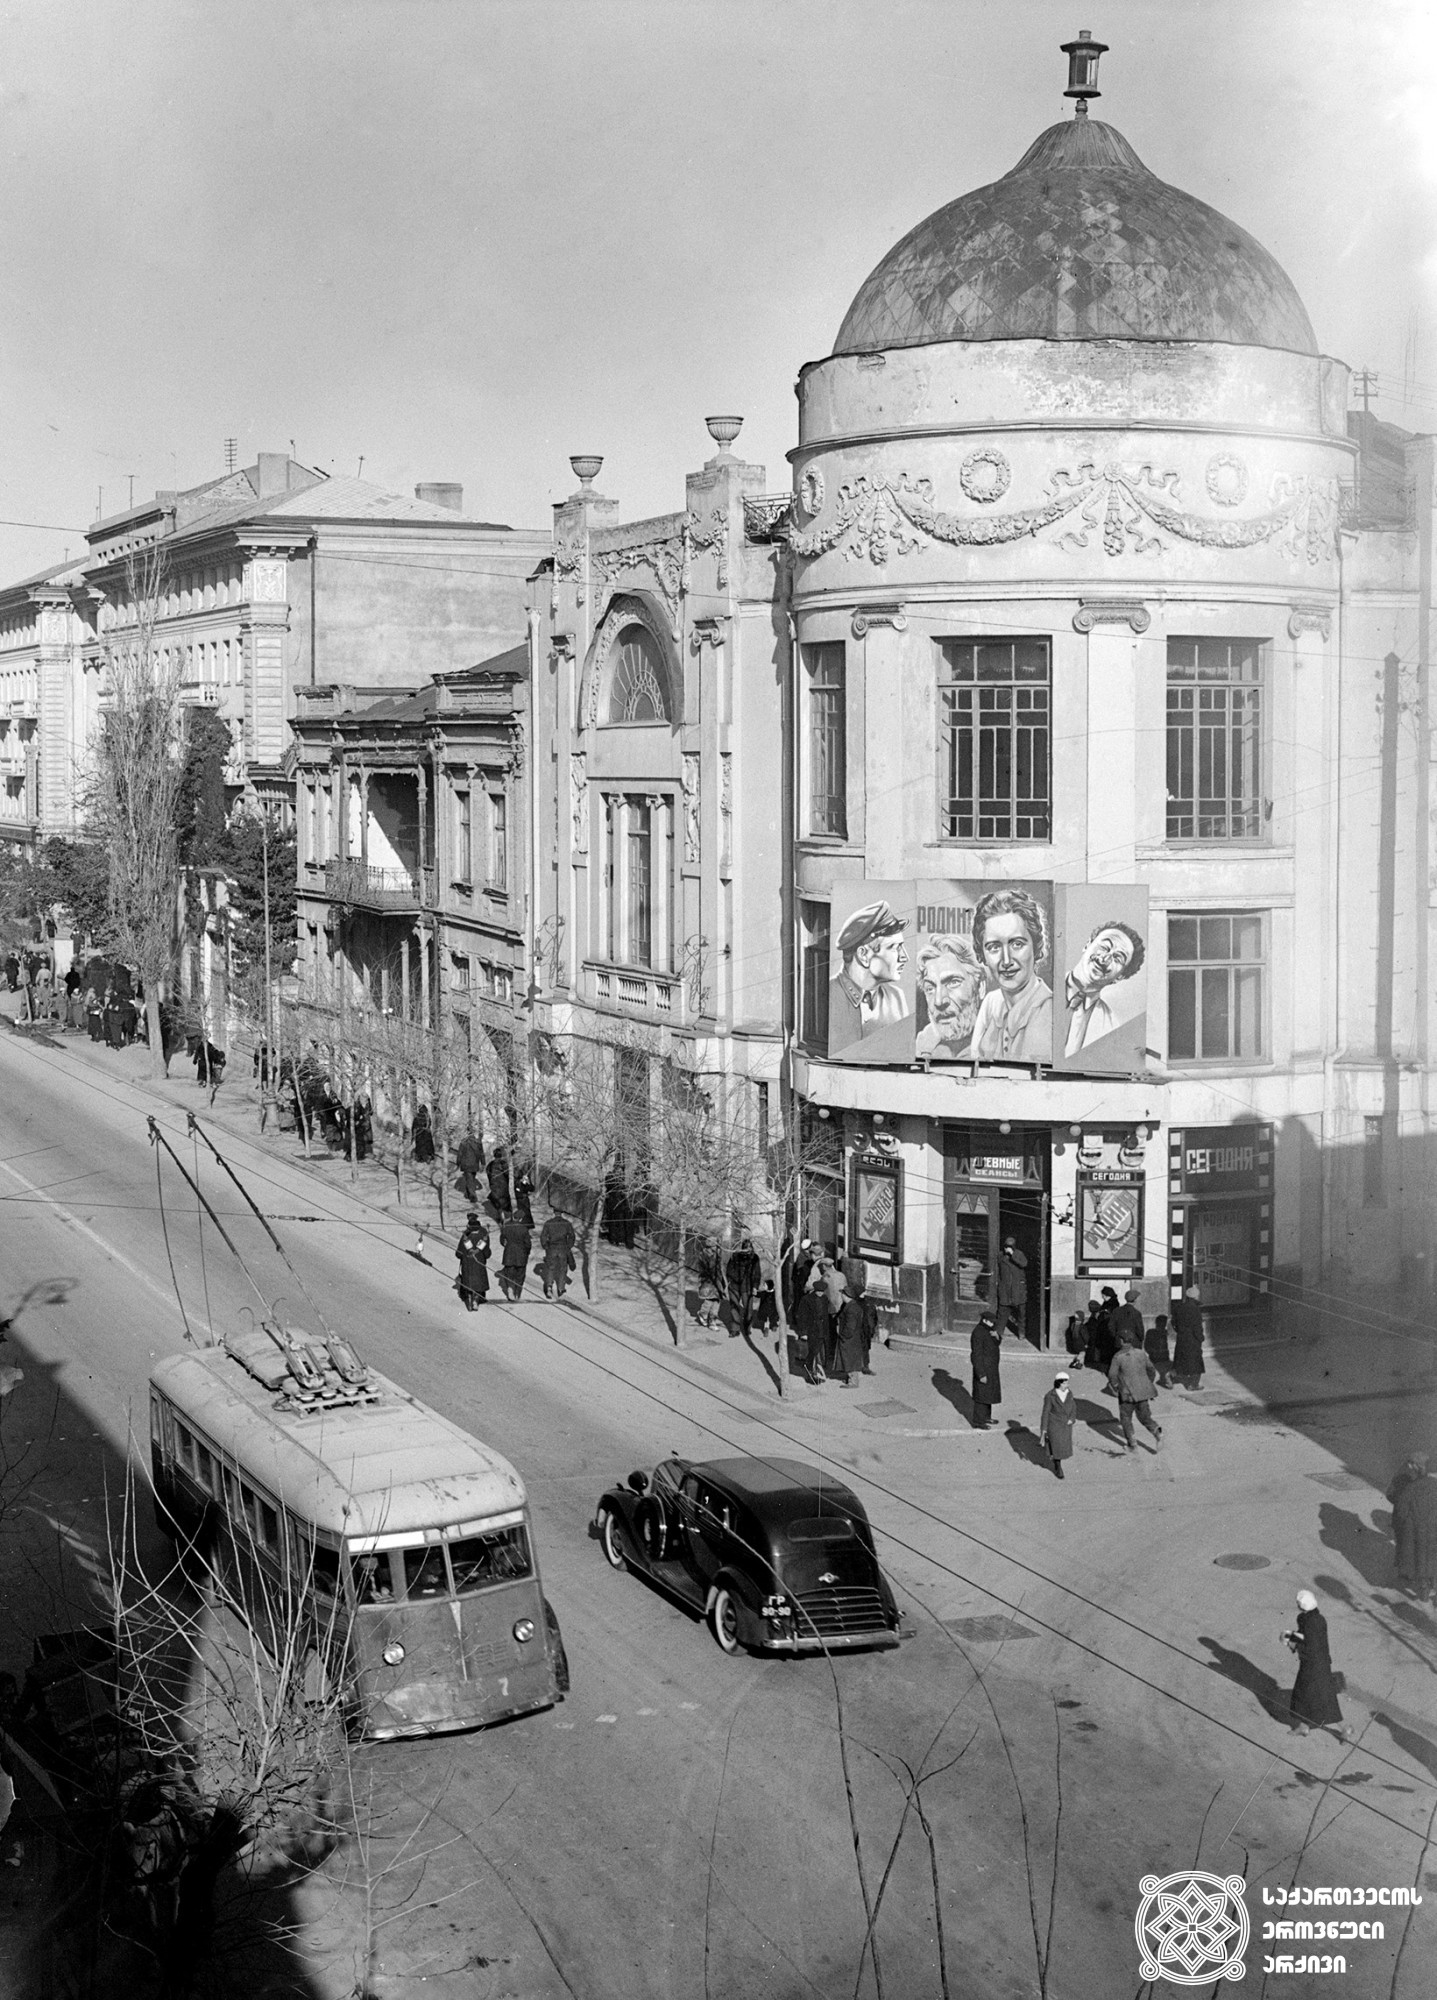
[785, 92, 1436, 1338]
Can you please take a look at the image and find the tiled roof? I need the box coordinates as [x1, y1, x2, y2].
[835, 117, 1316, 357]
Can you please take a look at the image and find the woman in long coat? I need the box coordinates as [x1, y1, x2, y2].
[1039, 1373, 1077, 1479]
[456, 1213, 491, 1310]
[1170, 1287, 1206, 1387]
[795, 1274, 831, 1383]
[1286, 1589, 1346, 1735]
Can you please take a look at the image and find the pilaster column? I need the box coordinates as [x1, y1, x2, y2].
[613, 794, 631, 963]
[1075, 601, 1148, 882]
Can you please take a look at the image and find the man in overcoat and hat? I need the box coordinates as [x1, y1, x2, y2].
[970, 1310, 1002, 1430]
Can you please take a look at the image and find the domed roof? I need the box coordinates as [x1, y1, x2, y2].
[834, 117, 1316, 357]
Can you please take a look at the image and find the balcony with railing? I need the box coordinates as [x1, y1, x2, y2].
[592, 964, 679, 1018]
[324, 858, 435, 912]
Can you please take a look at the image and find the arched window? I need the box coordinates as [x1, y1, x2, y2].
[607, 624, 669, 724]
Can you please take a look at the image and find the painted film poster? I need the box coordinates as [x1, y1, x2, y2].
[827, 878, 1147, 1072]
[1051, 882, 1150, 1074]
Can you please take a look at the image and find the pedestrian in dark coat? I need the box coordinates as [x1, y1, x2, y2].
[539, 1213, 576, 1299]
[1109, 1287, 1144, 1351]
[3, 954, 16, 992]
[498, 1216, 532, 1301]
[411, 1104, 436, 1165]
[103, 986, 123, 1049]
[795, 1276, 830, 1383]
[788, 1239, 815, 1327]
[833, 1293, 867, 1386]
[513, 1163, 536, 1228]
[455, 1131, 484, 1202]
[726, 1237, 762, 1335]
[1284, 1590, 1347, 1735]
[455, 1213, 491, 1310]
[1093, 1287, 1121, 1371]
[1107, 1337, 1162, 1451]
[353, 1096, 373, 1161]
[1039, 1372, 1077, 1478]
[1391, 1457, 1437, 1599]
[1080, 1299, 1105, 1369]
[487, 1149, 512, 1220]
[970, 1311, 1002, 1429]
[84, 986, 102, 1041]
[1145, 1313, 1173, 1388]
[1170, 1287, 1205, 1387]
[995, 1238, 1028, 1336]
[751, 1280, 780, 1334]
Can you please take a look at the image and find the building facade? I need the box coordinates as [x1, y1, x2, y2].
[0, 453, 547, 846]
[778, 68, 1435, 1335]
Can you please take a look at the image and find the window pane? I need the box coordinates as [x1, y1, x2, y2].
[448, 1525, 533, 1594]
[354, 1553, 397, 1603]
[1200, 968, 1230, 1057]
[404, 1547, 449, 1599]
[1231, 915, 1264, 960]
[1168, 968, 1197, 1060]
[1233, 966, 1263, 1057]
[1198, 916, 1231, 961]
[1168, 916, 1198, 963]
[806, 645, 846, 837]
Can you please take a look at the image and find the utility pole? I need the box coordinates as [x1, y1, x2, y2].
[262, 810, 274, 1107]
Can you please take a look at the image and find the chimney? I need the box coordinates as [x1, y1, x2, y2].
[256, 452, 291, 497]
[415, 482, 463, 512]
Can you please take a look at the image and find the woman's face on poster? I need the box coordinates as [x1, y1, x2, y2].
[979, 912, 1036, 996]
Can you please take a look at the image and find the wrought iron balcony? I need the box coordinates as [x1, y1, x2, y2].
[324, 858, 434, 911]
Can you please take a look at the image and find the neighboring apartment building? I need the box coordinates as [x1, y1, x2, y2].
[778, 52, 1435, 1333]
[0, 453, 548, 845]
[288, 645, 530, 1116]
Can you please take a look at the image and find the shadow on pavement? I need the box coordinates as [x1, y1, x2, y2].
[1370, 1710, 1437, 1783]
[932, 1368, 976, 1426]
[1317, 1500, 1397, 1590]
[1002, 1422, 1053, 1472]
[1197, 1635, 1291, 1726]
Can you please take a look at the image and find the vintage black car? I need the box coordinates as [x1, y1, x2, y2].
[594, 1454, 904, 1656]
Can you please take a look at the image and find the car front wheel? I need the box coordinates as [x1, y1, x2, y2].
[710, 1586, 743, 1655]
[599, 1508, 627, 1570]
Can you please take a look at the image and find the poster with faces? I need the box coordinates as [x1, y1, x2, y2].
[1051, 883, 1150, 1074]
[826, 879, 919, 1064]
[912, 880, 1055, 1066]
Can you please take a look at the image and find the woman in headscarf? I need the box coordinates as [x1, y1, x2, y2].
[1039, 1371, 1077, 1479]
[1284, 1588, 1347, 1737]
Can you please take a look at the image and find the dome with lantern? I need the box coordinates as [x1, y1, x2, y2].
[834, 32, 1315, 359]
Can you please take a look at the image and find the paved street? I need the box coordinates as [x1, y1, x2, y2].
[2, 1019, 1435, 1999]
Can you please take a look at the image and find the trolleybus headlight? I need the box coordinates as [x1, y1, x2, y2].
[512, 1618, 536, 1643]
[382, 1641, 406, 1666]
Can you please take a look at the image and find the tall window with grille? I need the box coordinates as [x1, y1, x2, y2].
[1166, 638, 1264, 840]
[1167, 912, 1266, 1063]
[937, 638, 1050, 841]
[799, 900, 831, 1051]
[804, 643, 847, 838]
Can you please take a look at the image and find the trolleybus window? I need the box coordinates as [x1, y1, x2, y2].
[354, 1554, 397, 1603]
[403, 1547, 449, 1599]
[449, 1524, 531, 1594]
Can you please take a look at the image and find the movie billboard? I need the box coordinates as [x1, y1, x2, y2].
[826, 880, 919, 1064]
[1051, 883, 1150, 1074]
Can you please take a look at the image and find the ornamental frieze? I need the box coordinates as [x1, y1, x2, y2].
[788, 461, 1341, 569]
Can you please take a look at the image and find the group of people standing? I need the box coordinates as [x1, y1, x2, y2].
[1068, 1283, 1206, 1390]
[788, 1239, 883, 1387]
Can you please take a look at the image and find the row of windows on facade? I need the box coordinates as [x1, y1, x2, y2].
[806, 636, 1264, 844]
[301, 781, 509, 891]
[800, 904, 1266, 1066]
[99, 564, 249, 628]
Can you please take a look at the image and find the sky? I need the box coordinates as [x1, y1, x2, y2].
[0, 0, 1433, 581]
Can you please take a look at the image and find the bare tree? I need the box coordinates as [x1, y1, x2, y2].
[528, 1026, 657, 1305]
[89, 548, 187, 1078]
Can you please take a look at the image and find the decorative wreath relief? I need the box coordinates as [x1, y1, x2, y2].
[960, 448, 1012, 504]
[799, 465, 826, 519]
[1205, 453, 1249, 508]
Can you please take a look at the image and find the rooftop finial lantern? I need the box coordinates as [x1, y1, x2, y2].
[705, 415, 744, 454]
[569, 455, 603, 490]
[1061, 28, 1107, 115]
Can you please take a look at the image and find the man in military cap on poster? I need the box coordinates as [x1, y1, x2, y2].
[829, 899, 910, 1052]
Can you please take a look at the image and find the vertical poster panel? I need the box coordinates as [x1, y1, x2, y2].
[851, 1158, 903, 1265]
[826, 880, 917, 1064]
[913, 880, 1055, 1064]
[1053, 883, 1150, 1073]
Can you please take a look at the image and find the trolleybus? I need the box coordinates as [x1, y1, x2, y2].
[148, 1323, 568, 1739]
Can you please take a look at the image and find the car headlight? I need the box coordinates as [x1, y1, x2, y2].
[382, 1641, 405, 1666]
[512, 1618, 536, 1643]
